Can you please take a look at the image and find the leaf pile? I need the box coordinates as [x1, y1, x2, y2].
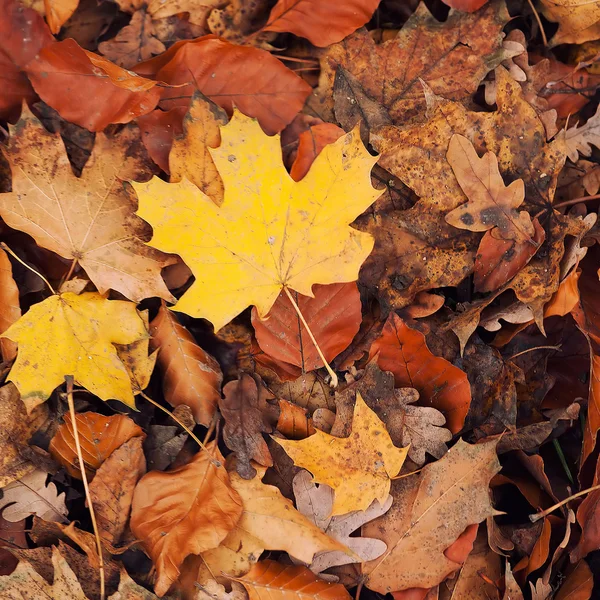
[0, 0, 599, 599]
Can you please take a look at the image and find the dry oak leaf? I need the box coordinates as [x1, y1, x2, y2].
[369, 313, 471, 434]
[182, 461, 350, 590]
[220, 374, 273, 480]
[110, 568, 162, 599]
[0, 248, 20, 362]
[49, 411, 144, 480]
[540, 0, 600, 46]
[362, 438, 501, 593]
[262, 0, 380, 47]
[24, 39, 161, 132]
[135, 35, 311, 136]
[0, 469, 67, 523]
[44, 0, 79, 33]
[98, 9, 166, 69]
[130, 442, 243, 597]
[196, 580, 248, 600]
[252, 283, 362, 373]
[89, 436, 146, 545]
[150, 305, 223, 427]
[0, 109, 175, 303]
[565, 103, 600, 162]
[274, 392, 408, 515]
[1, 292, 149, 412]
[134, 111, 380, 331]
[292, 470, 393, 574]
[318, 1, 513, 126]
[235, 560, 351, 600]
[0, 545, 87, 599]
[146, 0, 224, 26]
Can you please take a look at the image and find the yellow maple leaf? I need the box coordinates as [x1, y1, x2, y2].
[274, 393, 408, 515]
[133, 111, 380, 331]
[1, 292, 148, 412]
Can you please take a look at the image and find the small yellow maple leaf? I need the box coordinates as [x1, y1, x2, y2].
[274, 393, 408, 515]
[133, 111, 380, 331]
[1, 292, 148, 412]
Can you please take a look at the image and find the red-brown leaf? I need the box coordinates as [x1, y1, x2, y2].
[369, 313, 471, 433]
[24, 39, 161, 131]
[0, 249, 20, 362]
[290, 123, 345, 181]
[135, 35, 311, 135]
[252, 283, 362, 372]
[137, 107, 187, 173]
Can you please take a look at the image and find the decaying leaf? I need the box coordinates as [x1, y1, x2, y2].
[134, 111, 380, 331]
[362, 439, 501, 593]
[150, 305, 223, 426]
[275, 393, 408, 515]
[130, 442, 243, 596]
[540, 0, 600, 46]
[0, 109, 175, 303]
[292, 470, 392, 573]
[0, 469, 67, 523]
[195, 579, 248, 600]
[565, 103, 600, 162]
[49, 412, 144, 480]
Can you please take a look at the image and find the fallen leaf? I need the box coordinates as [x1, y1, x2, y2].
[0, 470, 67, 523]
[540, 0, 600, 46]
[89, 436, 146, 545]
[25, 39, 161, 131]
[130, 442, 243, 596]
[369, 313, 471, 433]
[0, 249, 20, 362]
[2, 293, 149, 411]
[252, 283, 362, 372]
[441, 0, 488, 11]
[110, 568, 161, 599]
[135, 35, 311, 135]
[98, 9, 166, 69]
[235, 560, 351, 600]
[44, 0, 79, 33]
[362, 438, 501, 593]
[220, 374, 273, 480]
[49, 412, 144, 479]
[146, 0, 223, 26]
[134, 111, 380, 331]
[565, 103, 600, 162]
[555, 560, 594, 600]
[149, 305, 223, 427]
[0, 545, 87, 599]
[262, 0, 379, 47]
[0, 109, 175, 303]
[275, 392, 408, 515]
[292, 470, 393, 573]
[276, 399, 315, 440]
[319, 2, 512, 126]
[290, 123, 346, 182]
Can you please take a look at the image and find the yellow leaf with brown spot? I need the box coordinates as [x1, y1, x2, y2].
[133, 111, 380, 331]
[274, 393, 408, 515]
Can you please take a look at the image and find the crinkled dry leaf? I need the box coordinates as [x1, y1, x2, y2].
[49, 412, 144, 480]
[540, 0, 600, 46]
[0, 109, 175, 303]
[150, 305, 222, 426]
[134, 111, 380, 331]
[292, 470, 392, 573]
[2, 293, 149, 411]
[275, 393, 408, 515]
[0, 469, 67, 523]
[130, 442, 243, 596]
[565, 103, 600, 162]
[109, 568, 161, 599]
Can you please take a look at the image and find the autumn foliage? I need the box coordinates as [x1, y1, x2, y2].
[0, 0, 599, 599]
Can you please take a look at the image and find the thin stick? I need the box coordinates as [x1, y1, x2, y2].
[63, 258, 79, 285]
[65, 376, 105, 600]
[284, 287, 338, 388]
[139, 391, 217, 463]
[508, 345, 561, 360]
[530, 482, 600, 522]
[1, 243, 56, 295]
[355, 580, 364, 600]
[526, 0, 548, 46]
[553, 194, 600, 210]
[202, 412, 219, 446]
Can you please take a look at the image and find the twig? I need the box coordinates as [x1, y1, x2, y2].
[64, 376, 105, 600]
[507, 345, 561, 360]
[553, 194, 600, 210]
[530, 482, 600, 522]
[526, 0, 548, 46]
[283, 287, 338, 387]
[1, 243, 56, 295]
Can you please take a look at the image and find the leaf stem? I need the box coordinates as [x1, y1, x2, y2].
[64, 376, 105, 600]
[529, 482, 600, 522]
[526, 0, 548, 46]
[507, 345, 561, 360]
[63, 258, 79, 285]
[1, 243, 56, 295]
[553, 193, 600, 210]
[283, 287, 338, 388]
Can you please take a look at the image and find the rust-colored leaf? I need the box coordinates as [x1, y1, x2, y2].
[290, 124, 345, 182]
[369, 313, 471, 433]
[252, 283, 361, 372]
[0, 249, 20, 362]
[276, 399, 316, 440]
[150, 305, 223, 427]
[130, 442, 243, 597]
[49, 412, 144, 480]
